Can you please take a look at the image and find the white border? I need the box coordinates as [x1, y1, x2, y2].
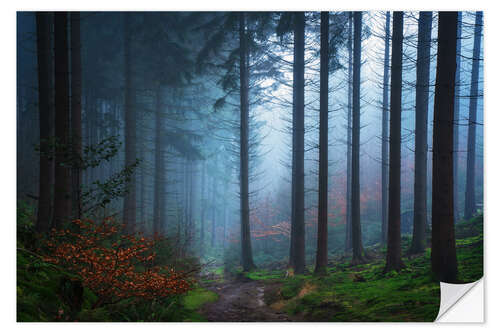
[2, 1, 497, 332]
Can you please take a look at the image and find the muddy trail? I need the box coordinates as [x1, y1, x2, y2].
[199, 279, 292, 322]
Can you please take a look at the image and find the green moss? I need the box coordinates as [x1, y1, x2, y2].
[206, 266, 224, 277]
[268, 215, 483, 322]
[455, 214, 483, 239]
[281, 277, 306, 299]
[245, 269, 283, 281]
[182, 288, 219, 311]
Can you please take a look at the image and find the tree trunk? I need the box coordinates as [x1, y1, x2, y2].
[409, 12, 432, 255]
[139, 149, 145, 232]
[381, 11, 390, 245]
[211, 174, 216, 247]
[200, 160, 206, 254]
[351, 11, 365, 264]
[431, 11, 458, 283]
[314, 11, 329, 275]
[184, 160, 190, 248]
[123, 13, 136, 234]
[290, 11, 306, 274]
[453, 12, 462, 223]
[289, 63, 297, 267]
[464, 12, 482, 220]
[189, 162, 195, 251]
[345, 12, 353, 251]
[239, 12, 256, 271]
[53, 12, 72, 229]
[35, 12, 52, 233]
[136, 101, 144, 232]
[153, 86, 165, 236]
[70, 12, 82, 220]
[48, 15, 55, 219]
[223, 175, 228, 249]
[384, 11, 405, 272]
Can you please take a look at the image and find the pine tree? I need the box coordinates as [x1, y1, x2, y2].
[35, 12, 52, 233]
[384, 11, 405, 272]
[70, 12, 83, 219]
[239, 12, 256, 271]
[53, 12, 72, 229]
[410, 11, 432, 254]
[153, 85, 166, 236]
[431, 11, 458, 283]
[123, 12, 137, 234]
[351, 11, 365, 264]
[380, 11, 390, 245]
[453, 12, 463, 222]
[290, 11, 306, 274]
[314, 11, 329, 275]
[345, 12, 353, 251]
[464, 11, 483, 220]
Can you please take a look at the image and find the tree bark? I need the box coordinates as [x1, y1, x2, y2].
[189, 162, 196, 251]
[139, 148, 145, 232]
[384, 11, 405, 272]
[70, 12, 82, 220]
[200, 160, 206, 254]
[453, 12, 462, 223]
[123, 12, 136, 234]
[314, 11, 329, 275]
[222, 173, 228, 249]
[290, 11, 306, 274]
[345, 12, 353, 251]
[48, 15, 55, 218]
[153, 86, 165, 236]
[464, 11, 482, 220]
[184, 160, 190, 248]
[53, 12, 72, 229]
[381, 11, 390, 245]
[431, 11, 458, 283]
[239, 12, 256, 271]
[35, 12, 52, 233]
[410, 11, 432, 255]
[351, 11, 365, 264]
[185, 162, 193, 252]
[211, 172, 216, 248]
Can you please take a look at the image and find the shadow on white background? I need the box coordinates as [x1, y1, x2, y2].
[436, 278, 484, 322]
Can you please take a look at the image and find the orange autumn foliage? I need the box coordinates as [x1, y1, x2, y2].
[44, 218, 190, 307]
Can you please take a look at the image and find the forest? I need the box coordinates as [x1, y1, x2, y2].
[16, 11, 483, 322]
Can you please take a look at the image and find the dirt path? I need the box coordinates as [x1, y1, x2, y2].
[200, 280, 291, 322]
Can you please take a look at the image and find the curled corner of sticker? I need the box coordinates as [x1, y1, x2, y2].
[435, 278, 484, 322]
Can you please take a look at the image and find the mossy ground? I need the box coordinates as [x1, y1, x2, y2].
[244, 215, 483, 322]
[183, 288, 219, 311]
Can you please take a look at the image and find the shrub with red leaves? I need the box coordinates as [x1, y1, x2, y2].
[44, 218, 191, 308]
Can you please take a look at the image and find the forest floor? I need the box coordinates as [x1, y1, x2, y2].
[199, 279, 291, 321]
[16, 201, 483, 322]
[197, 214, 483, 322]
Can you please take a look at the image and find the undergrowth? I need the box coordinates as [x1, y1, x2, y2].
[16, 201, 217, 322]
